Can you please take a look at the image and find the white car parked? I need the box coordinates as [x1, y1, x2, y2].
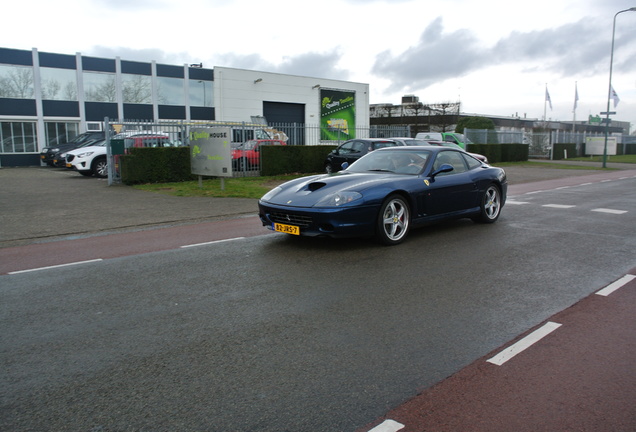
[65, 140, 108, 177]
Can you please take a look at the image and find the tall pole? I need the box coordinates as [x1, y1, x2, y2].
[603, 7, 636, 168]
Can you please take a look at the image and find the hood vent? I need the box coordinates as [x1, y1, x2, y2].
[306, 182, 326, 192]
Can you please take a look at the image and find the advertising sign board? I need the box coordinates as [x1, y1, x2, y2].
[585, 137, 617, 156]
[320, 88, 356, 141]
[189, 127, 232, 176]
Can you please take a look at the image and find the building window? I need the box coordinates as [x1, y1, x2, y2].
[83, 71, 116, 102]
[122, 74, 152, 104]
[45, 122, 80, 146]
[157, 76, 184, 105]
[0, 121, 36, 152]
[0, 65, 34, 99]
[40, 67, 77, 101]
[189, 79, 213, 107]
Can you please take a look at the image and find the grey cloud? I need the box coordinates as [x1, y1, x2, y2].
[372, 17, 487, 93]
[214, 51, 349, 80]
[371, 16, 636, 95]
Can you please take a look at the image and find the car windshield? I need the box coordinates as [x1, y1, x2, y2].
[240, 140, 257, 150]
[347, 149, 431, 175]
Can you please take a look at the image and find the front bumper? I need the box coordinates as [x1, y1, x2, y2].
[258, 200, 378, 238]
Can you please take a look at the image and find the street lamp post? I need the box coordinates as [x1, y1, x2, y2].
[602, 7, 636, 168]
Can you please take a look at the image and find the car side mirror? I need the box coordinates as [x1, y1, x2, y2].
[431, 163, 454, 178]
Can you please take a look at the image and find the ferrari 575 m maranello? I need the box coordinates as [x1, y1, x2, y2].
[258, 146, 507, 245]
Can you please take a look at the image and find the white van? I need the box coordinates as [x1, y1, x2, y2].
[415, 132, 443, 141]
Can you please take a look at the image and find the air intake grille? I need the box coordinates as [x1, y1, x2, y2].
[269, 212, 312, 228]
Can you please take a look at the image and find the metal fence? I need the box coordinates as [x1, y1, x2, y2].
[104, 119, 413, 182]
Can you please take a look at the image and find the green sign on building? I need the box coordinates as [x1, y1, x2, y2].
[320, 89, 356, 141]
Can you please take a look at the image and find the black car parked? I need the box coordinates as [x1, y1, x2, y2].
[324, 138, 399, 173]
[40, 131, 105, 166]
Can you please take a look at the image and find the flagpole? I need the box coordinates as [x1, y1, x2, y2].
[572, 82, 577, 134]
[543, 83, 547, 121]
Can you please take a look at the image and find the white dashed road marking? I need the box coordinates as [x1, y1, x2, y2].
[8, 259, 104, 275]
[592, 208, 628, 214]
[368, 419, 405, 432]
[487, 321, 562, 366]
[596, 274, 636, 296]
[542, 204, 576, 209]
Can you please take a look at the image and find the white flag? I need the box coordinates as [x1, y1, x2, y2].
[545, 87, 552, 110]
[573, 83, 579, 111]
[610, 86, 620, 108]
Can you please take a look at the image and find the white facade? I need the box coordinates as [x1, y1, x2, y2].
[213, 66, 369, 128]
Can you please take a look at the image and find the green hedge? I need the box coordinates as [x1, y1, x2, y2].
[261, 145, 337, 176]
[466, 143, 528, 163]
[120, 147, 195, 185]
[120, 143, 530, 184]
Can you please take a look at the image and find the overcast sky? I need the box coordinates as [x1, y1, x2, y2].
[4, 0, 636, 129]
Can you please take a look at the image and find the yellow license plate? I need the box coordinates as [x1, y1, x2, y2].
[274, 222, 299, 235]
[40, 155, 45, 159]
[66, 163, 72, 168]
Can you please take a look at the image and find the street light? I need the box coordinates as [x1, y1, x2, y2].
[602, 7, 636, 168]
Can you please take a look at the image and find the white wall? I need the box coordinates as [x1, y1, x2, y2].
[213, 67, 369, 128]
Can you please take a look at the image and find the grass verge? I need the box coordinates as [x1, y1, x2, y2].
[132, 174, 307, 198]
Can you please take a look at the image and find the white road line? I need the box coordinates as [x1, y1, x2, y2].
[180, 237, 245, 248]
[367, 419, 405, 432]
[592, 208, 628, 214]
[543, 204, 576, 209]
[506, 200, 530, 205]
[596, 274, 636, 296]
[487, 321, 562, 366]
[8, 258, 103, 275]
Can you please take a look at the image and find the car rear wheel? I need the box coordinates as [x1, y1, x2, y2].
[376, 194, 410, 245]
[92, 157, 108, 178]
[473, 184, 501, 223]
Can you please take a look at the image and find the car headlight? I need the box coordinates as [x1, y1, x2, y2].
[76, 151, 94, 158]
[314, 191, 362, 207]
[261, 186, 282, 202]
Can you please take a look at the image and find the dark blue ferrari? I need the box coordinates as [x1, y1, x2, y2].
[258, 146, 507, 245]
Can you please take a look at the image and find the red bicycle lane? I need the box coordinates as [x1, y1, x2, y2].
[0, 216, 270, 275]
[360, 267, 636, 432]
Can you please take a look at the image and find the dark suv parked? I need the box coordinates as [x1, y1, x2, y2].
[40, 131, 105, 166]
[324, 138, 399, 173]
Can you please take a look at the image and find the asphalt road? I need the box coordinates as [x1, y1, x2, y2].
[1, 163, 635, 431]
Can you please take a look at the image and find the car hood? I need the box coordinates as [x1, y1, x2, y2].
[66, 145, 106, 155]
[261, 172, 409, 207]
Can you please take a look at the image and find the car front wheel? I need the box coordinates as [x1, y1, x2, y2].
[376, 194, 410, 245]
[92, 157, 108, 178]
[473, 184, 501, 223]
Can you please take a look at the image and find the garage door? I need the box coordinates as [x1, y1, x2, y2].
[263, 102, 305, 145]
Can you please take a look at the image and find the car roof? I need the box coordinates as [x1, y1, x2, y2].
[374, 145, 459, 153]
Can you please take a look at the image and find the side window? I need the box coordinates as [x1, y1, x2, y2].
[444, 134, 458, 144]
[339, 141, 355, 154]
[433, 151, 468, 175]
[462, 153, 482, 169]
[352, 141, 365, 153]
